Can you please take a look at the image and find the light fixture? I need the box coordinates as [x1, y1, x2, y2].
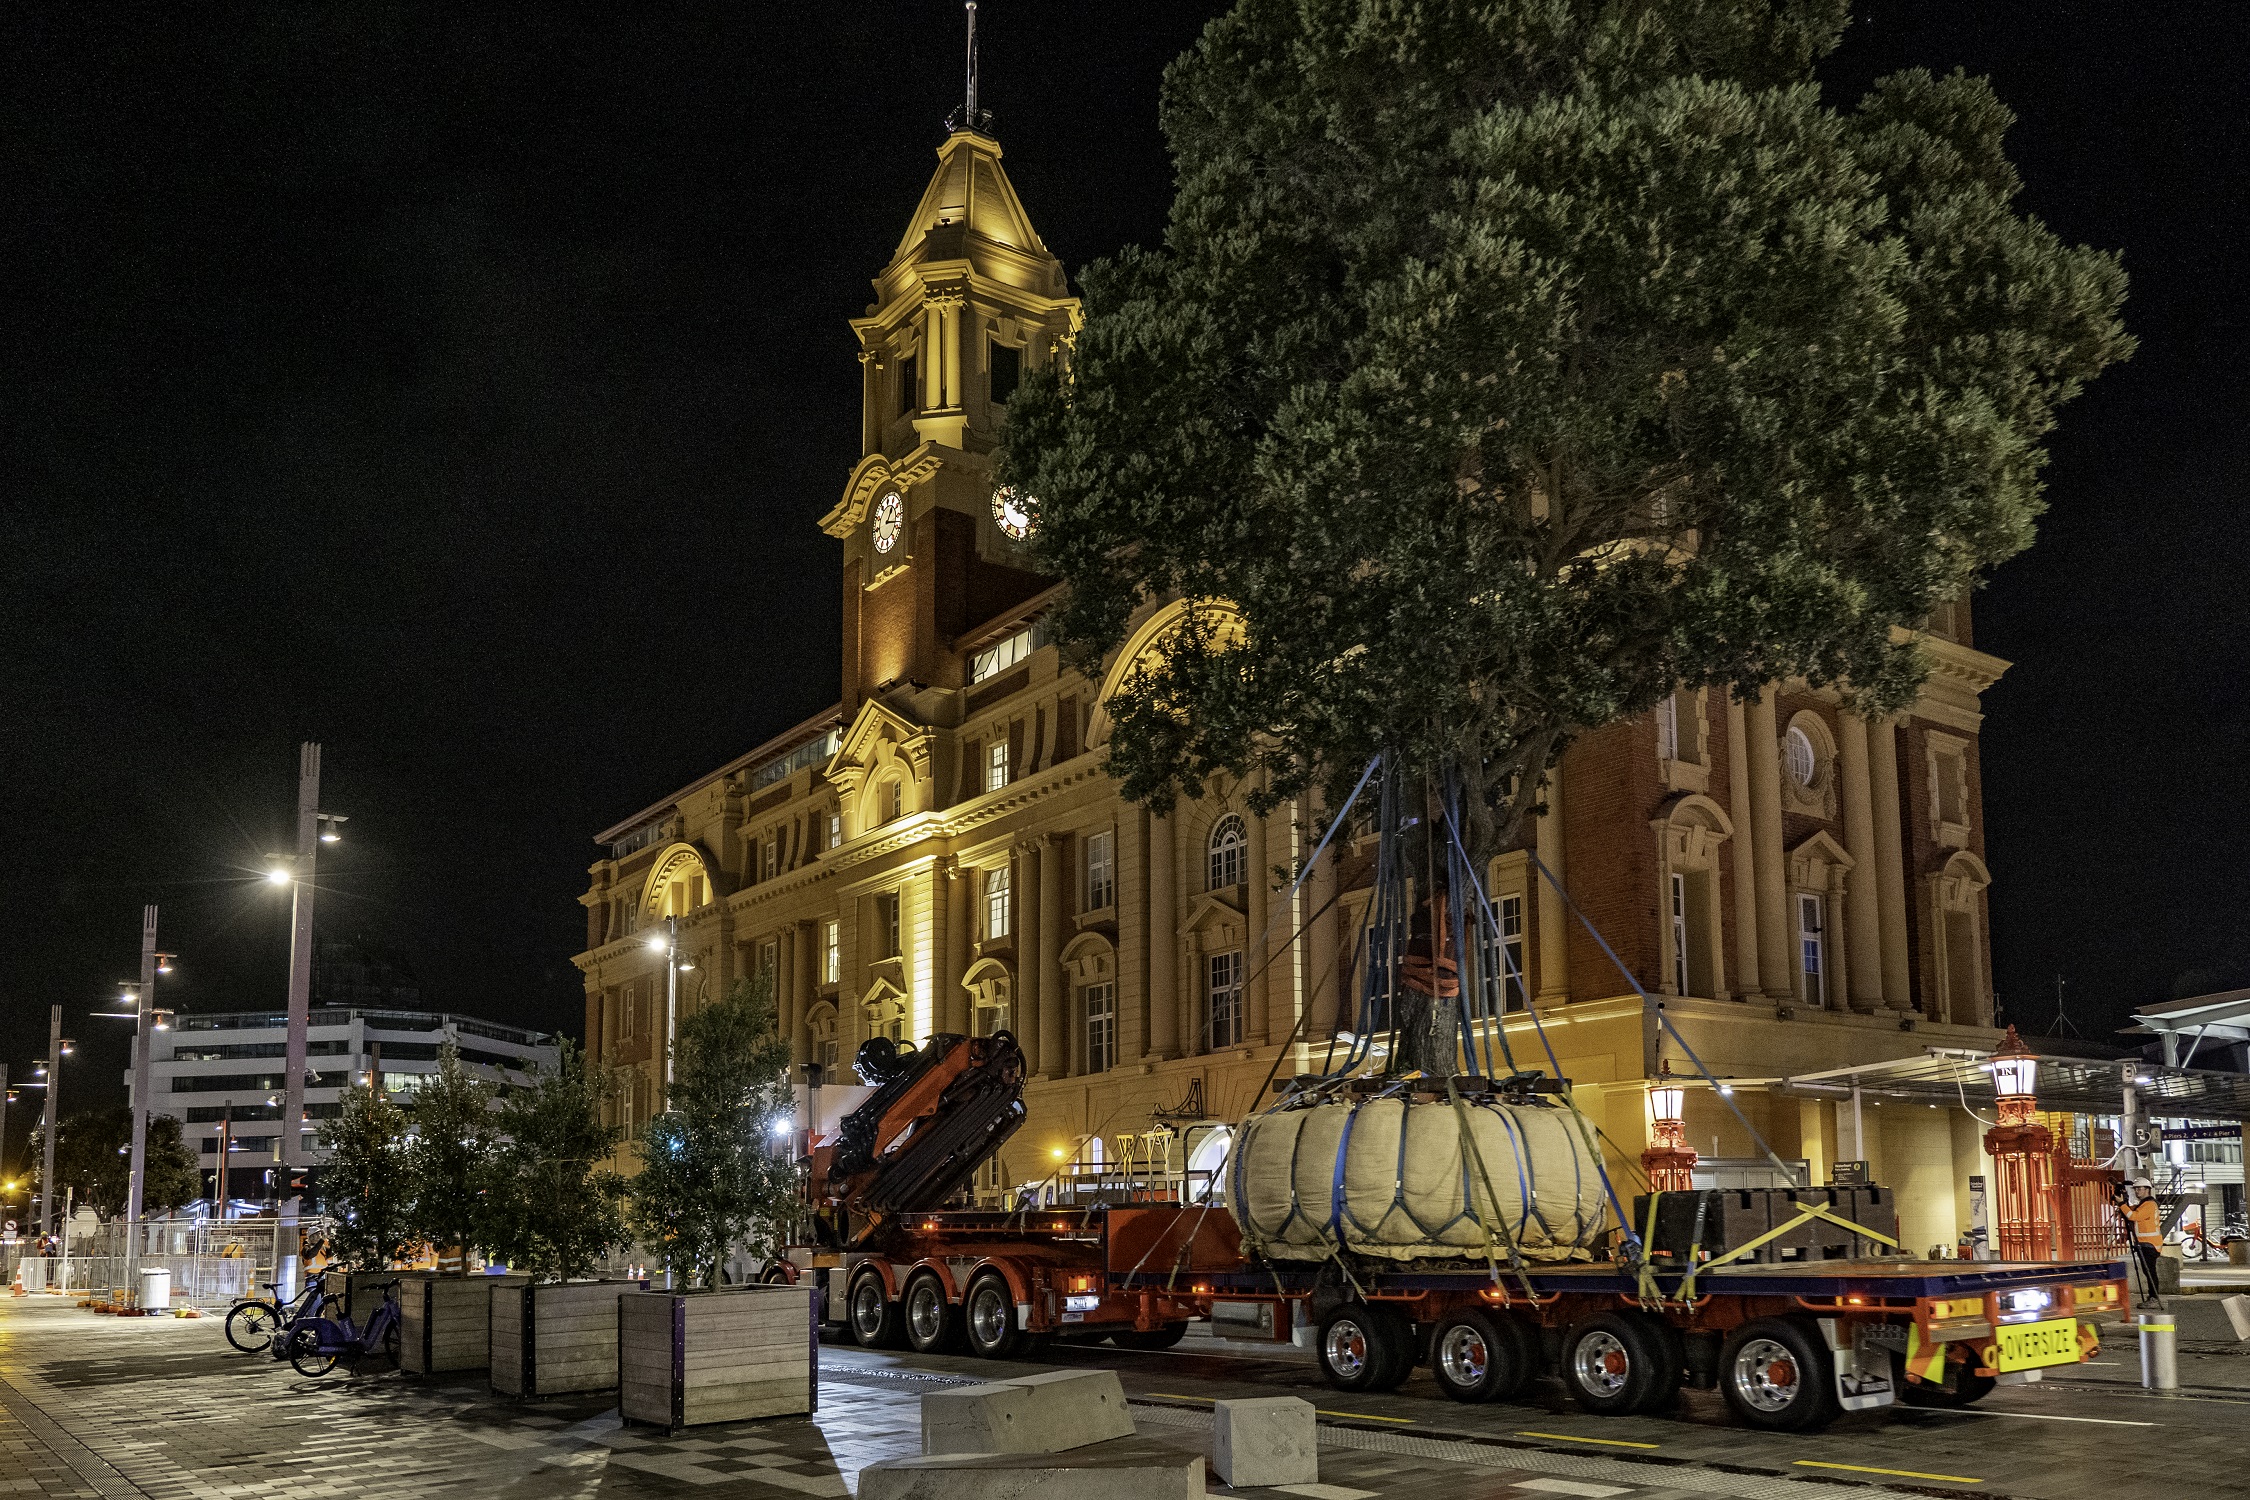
[645, 935, 669, 953]
[58, 1041, 73, 1057]
[677, 958, 695, 972]
[319, 830, 340, 843]
[768, 1117, 792, 1138]
[1647, 1060, 1684, 1125]
[265, 866, 292, 886]
[1990, 1027, 2038, 1101]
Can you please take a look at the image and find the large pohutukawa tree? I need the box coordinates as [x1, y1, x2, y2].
[999, 0, 2131, 879]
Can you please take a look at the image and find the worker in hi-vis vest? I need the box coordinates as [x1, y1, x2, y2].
[2122, 1184, 2162, 1305]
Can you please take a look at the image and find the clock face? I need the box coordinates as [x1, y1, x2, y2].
[872, 491, 904, 554]
[991, 486, 1033, 541]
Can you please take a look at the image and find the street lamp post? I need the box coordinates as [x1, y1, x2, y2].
[266, 741, 344, 1296]
[1640, 1060, 1699, 1192]
[1983, 1027, 2060, 1262]
[645, 918, 694, 1099]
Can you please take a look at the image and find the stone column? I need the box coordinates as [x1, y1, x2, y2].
[943, 860, 972, 1036]
[1147, 809, 1180, 1058]
[1745, 693, 1794, 999]
[1246, 801, 1272, 1045]
[1038, 835, 1066, 1078]
[1018, 841, 1043, 1075]
[791, 923, 814, 1070]
[1837, 712, 1886, 1011]
[1868, 717, 1914, 1011]
[924, 302, 944, 408]
[1725, 694, 1762, 998]
[1535, 760, 1570, 1002]
[1120, 808, 1149, 1058]
[1825, 871, 1851, 1012]
[1305, 794, 1341, 1040]
[942, 299, 963, 409]
[1175, 813, 1199, 1051]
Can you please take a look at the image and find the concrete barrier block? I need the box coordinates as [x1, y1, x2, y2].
[921, 1369, 1136, 1455]
[862, 1439, 1203, 1500]
[2222, 1293, 2250, 1342]
[1213, 1396, 1317, 1487]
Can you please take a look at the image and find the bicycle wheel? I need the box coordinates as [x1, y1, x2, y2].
[225, 1301, 281, 1354]
[287, 1325, 339, 1378]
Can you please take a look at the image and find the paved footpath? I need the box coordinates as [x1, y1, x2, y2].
[0, 1293, 2240, 1500]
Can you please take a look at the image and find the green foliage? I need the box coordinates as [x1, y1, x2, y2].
[482, 1038, 630, 1282]
[403, 1042, 499, 1256]
[627, 971, 797, 1289]
[40, 1109, 200, 1219]
[317, 1085, 417, 1269]
[1000, 0, 2131, 858]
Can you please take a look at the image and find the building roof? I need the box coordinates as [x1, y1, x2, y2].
[1697, 1040, 2250, 1122]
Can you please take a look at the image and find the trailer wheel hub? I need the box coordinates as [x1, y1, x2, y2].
[1574, 1330, 1631, 1395]
[1731, 1337, 1802, 1413]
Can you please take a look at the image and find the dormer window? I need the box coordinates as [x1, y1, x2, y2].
[899, 355, 919, 415]
[989, 340, 1021, 404]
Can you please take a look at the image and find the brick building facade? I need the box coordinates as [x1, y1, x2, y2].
[574, 124, 2013, 1255]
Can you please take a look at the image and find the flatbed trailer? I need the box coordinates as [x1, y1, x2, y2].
[779, 1202, 2129, 1432]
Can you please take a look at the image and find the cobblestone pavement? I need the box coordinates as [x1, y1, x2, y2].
[0, 1294, 2240, 1499]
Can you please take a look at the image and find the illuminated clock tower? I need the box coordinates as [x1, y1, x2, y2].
[819, 121, 1079, 719]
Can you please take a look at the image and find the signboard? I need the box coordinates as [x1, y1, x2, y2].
[1829, 1160, 1869, 1186]
[2159, 1125, 2243, 1142]
[1993, 1317, 2081, 1373]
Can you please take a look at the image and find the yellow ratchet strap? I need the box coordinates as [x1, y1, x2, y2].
[1679, 1201, 1900, 1301]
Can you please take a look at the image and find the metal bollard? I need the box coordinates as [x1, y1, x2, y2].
[2138, 1313, 2178, 1391]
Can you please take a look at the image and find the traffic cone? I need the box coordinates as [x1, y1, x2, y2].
[9, 1270, 22, 1297]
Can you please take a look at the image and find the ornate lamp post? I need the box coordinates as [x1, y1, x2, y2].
[1983, 1027, 2060, 1261]
[1641, 1060, 1698, 1192]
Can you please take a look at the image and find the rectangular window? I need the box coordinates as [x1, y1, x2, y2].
[828, 810, 842, 848]
[762, 838, 778, 880]
[876, 894, 901, 958]
[985, 864, 1012, 940]
[986, 739, 1009, 793]
[1084, 830, 1115, 911]
[969, 623, 1049, 684]
[822, 1038, 839, 1077]
[1496, 893, 1526, 1013]
[760, 940, 778, 981]
[989, 340, 1022, 404]
[1670, 873, 1690, 997]
[899, 354, 919, 414]
[1798, 893, 1826, 1008]
[1083, 982, 1116, 1073]
[1208, 951, 1244, 1050]
[975, 992, 1010, 1038]
[822, 920, 839, 984]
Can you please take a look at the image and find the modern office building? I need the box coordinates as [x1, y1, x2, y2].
[133, 1009, 556, 1204]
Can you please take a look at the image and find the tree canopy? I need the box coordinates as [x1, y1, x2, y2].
[628, 971, 797, 1289]
[483, 1038, 629, 1282]
[999, 0, 2130, 858]
[41, 1109, 199, 1219]
[317, 1085, 416, 1269]
[403, 1042, 499, 1258]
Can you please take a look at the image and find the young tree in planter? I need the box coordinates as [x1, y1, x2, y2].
[404, 1042, 499, 1265]
[318, 1084, 417, 1269]
[999, 0, 2132, 1066]
[628, 971, 797, 1289]
[482, 1038, 629, 1281]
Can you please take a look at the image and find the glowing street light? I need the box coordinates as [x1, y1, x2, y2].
[1640, 1059, 1698, 1192]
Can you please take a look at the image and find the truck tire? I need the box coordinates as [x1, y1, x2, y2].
[1561, 1312, 1669, 1416]
[903, 1273, 959, 1354]
[848, 1271, 904, 1349]
[963, 1273, 1025, 1359]
[1719, 1318, 1839, 1431]
[1318, 1303, 1413, 1392]
[1110, 1324, 1188, 1351]
[1430, 1310, 1535, 1404]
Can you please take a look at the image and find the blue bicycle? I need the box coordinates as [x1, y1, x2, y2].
[285, 1281, 402, 1376]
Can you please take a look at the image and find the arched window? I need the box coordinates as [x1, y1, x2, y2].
[1207, 815, 1246, 891]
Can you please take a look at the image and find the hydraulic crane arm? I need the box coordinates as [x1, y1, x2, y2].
[810, 1029, 1026, 1244]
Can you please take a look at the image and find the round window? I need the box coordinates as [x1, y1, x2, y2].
[1783, 725, 1818, 788]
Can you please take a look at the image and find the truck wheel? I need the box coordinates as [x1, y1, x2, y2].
[963, 1273, 1024, 1359]
[1896, 1353, 1994, 1408]
[1561, 1312, 1666, 1416]
[1318, 1303, 1412, 1391]
[1719, 1318, 1839, 1432]
[847, 1272, 904, 1349]
[903, 1274, 958, 1354]
[1110, 1324, 1188, 1351]
[1430, 1310, 1533, 1404]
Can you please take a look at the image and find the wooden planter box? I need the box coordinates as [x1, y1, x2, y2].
[490, 1279, 643, 1399]
[398, 1272, 527, 1376]
[619, 1285, 819, 1432]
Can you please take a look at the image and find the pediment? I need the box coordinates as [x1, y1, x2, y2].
[820, 447, 945, 539]
[1182, 889, 1245, 935]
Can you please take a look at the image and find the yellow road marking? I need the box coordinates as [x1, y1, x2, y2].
[1516, 1431, 1661, 1450]
[1794, 1460, 1984, 1484]
[1149, 1394, 1414, 1424]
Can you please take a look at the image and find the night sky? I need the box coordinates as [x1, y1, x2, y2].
[7, 2, 2245, 1150]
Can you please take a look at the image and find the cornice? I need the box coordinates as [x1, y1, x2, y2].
[820, 446, 949, 539]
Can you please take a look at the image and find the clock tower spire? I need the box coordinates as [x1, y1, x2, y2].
[817, 88, 1079, 717]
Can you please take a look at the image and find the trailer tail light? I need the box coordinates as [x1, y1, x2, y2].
[1998, 1287, 2052, 1316]
[1193, 1282, 1211, 1295]
[1845, 1295, 1866, 1306]
[2074, 1281, 2123, 1313]
[1070, 1275, 1094, 1293]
